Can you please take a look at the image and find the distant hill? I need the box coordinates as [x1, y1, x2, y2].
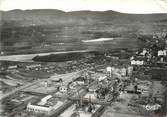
[1, 9, 167, 27]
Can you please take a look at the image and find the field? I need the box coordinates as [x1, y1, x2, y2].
[1, 10, 167, 55]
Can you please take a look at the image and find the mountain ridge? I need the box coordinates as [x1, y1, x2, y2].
[1, 9, 167, 27]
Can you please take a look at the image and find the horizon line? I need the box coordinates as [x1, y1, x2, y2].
[1, 8, 167, 15]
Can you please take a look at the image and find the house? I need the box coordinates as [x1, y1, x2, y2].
[158, 50, 166, 56]
[131, 60, 144, 65]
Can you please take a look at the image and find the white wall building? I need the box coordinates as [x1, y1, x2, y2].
[131, 60, 144, 65]
[158, 50, 166, 56]
[38, 95, 52, 106]
[27, 103, 52, 114]
[27, 95, 54, 114]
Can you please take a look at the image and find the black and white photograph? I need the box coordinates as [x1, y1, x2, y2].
[0, 0, 167, 117]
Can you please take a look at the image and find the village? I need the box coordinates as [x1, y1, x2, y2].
[0, 32, 167, 117]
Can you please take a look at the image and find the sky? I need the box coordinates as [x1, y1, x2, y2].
[0, 0, 167, 14]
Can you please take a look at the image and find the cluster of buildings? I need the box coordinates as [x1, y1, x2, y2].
[106, 66, 133, 78]
[2, 31, 167, 117]
[130, 32, 167, 67]
[130, 56, 144, 66]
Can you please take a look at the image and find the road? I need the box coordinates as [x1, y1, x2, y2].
[50, 70, 83, 85]
[0, 70, 83, 101]
[0, 79, 43, 101]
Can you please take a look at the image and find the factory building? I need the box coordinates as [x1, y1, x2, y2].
[27, 103, 52, 114]
[26, 95, 62, 115]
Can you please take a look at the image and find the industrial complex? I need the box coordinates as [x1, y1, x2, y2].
[0, 32, 167, 117]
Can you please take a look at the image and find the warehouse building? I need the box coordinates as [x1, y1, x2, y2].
[26, 95, 63, 114]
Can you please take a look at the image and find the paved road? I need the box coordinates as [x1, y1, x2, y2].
[0, 71, 83, 101]
[50, 71, 83, 85]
